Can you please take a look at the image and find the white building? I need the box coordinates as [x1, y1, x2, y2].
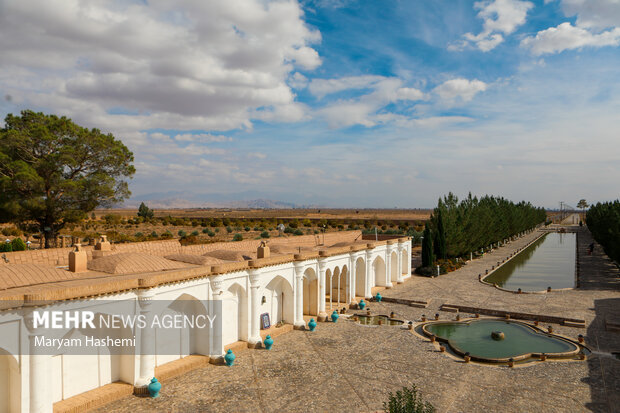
[0, 232, 411, 413]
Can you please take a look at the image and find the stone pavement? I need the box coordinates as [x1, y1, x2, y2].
[95, 227, 620, 413]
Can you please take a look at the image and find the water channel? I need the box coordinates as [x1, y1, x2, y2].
[484, 232, 576, 291]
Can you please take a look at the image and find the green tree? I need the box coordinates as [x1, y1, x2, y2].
[577, 199, 588, 222]
[433, 207, 447, 260]
[137, 202, 154, 219]
[0, 110, 135, 248]
[421, 223, 434, 267]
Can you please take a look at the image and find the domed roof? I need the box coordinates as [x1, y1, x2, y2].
[0, 264, 82, 290]
[165, 254, 225, 266]
[203, 250, 254, 262]
[87, 253, 192, 275]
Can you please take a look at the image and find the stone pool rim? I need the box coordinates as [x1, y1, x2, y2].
[420, 317, 583, 363]
[480, 230, 577, 294]
[350, 313, 405, 326]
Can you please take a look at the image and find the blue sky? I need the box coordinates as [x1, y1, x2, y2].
[1, 0, 619, 208]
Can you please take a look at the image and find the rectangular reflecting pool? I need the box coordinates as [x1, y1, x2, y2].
[484, 232, 576, 291]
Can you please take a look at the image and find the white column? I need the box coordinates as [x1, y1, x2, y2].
[407, 241, 412, 275]
[385, 246, 393, 288]
[349, 254, 357, 304]
[136, 288, 156, 388]
[25, 310, 52, 413]
[318, 259, 328, 321]
[293, 263, 306, 329]
[396, 243, 404, 283]
[248, 270, 262, 347]
[210, 277, 225, 359]
[365, 250, 372, 299]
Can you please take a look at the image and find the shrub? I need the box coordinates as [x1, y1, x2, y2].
[293, 229, 303, 236]
[226, 226, 232, 234]
[260, 231, 270, 239]
[383, 384, 435, 413]
[178, 229, 187, 238]
[1, 227, 21, 237]
[284, 226, 294, 234]
[244, 226, 251, 232]
[233, 234, 243, 241]
[11, 238, 27, 251]
[191, 230, 199, 236]
[0, 242, 12, 252]
[207, 231, 215, 237]
[150, 231, 159, 238]
[160, 231, 173, 240]
[202, 228, 209, 234]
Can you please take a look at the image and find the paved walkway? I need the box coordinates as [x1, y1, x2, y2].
[95, 227, 620, 413]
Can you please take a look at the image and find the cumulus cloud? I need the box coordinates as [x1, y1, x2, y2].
[434, 78, 488, 102]
[561, 0, 620, 30]
[522, 22, 620, 55]
[522, 0, 620, 55]
[313, 77, 427, 128]
[0, 0, 321, 132]
[450, 0, 534, 51]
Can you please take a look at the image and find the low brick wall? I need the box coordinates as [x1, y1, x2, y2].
[440, 304, 585, 327]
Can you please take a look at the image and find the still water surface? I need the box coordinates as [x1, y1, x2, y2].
[484, 232, 575, 291]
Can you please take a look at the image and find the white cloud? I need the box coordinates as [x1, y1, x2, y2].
[174, 133, 233, 143]
[522, 22, 620, 55]
[0, 0, 321, 132]
[522, 0, 620, 55]
[288, 72, 309, 89]
[314, 77, 427, 128]
[451, 0, 534, 51]
[308, 75, 385, 99]
[434, 78, 488, 102]
[561, 0, 620, 30]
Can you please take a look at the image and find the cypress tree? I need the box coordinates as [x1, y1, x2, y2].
[434, 209, 447, 260]
[422, 223, 434, 267]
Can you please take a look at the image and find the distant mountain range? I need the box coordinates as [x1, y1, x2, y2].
[122, 194, 313, 209]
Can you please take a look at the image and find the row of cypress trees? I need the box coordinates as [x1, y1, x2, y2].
[421, 193, 547, 267]
[586, 200, 620, 263]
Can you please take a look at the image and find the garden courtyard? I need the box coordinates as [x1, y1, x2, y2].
[96, 227, 620, 413]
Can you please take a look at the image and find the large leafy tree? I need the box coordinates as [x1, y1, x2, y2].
[0, 110, 135, 248]
[421, 223, 434, 267]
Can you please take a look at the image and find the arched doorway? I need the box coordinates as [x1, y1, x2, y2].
[303, 268, 318, 316]
[373, 256, 386, 286]
[328, 267, 340, 310]
[0, 350, 19, 412]
[401, 249, 408, 275]
[355, 257, 366, 297]
[391, 251, 398, 282]
[223, 283, 248, 344]
[265, 276, 294, 324]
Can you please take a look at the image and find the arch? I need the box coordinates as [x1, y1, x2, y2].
[372, 256, 386, 287]
[391, 251, 399, 282]
[401, 249, 408, 275]
[265, 275, 294, 324]
[303, 268, 319, 316]
[223, 282, 248, 345]
[0, 349, 19, 413]
[355, 257, 366, 297]
[156, 293, 209, 366]
[327, 267, 340, 311]
[325, 268, 332, 301]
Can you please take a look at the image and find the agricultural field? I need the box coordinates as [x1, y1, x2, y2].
[1, 208, 432, 249]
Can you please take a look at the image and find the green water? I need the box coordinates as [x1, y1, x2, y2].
[354, 315, 404, 325]
[484, 233, 576, 291]
[426, 320, 577, 359]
